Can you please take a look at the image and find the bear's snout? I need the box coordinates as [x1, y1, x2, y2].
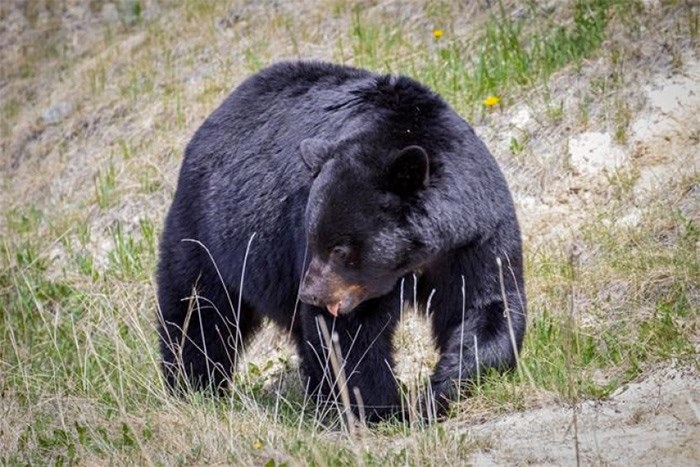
[299, 257, 365, 316]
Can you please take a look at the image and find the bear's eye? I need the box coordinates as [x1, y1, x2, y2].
[331, 245, 350, 262]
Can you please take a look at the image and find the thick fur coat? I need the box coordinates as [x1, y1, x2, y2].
[157, 61, 526, 421]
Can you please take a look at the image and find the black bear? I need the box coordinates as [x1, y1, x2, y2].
[156, 61, 526, 421]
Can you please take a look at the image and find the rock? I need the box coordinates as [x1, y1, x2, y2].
[41, 102, 74, 125]
[647, 80, 695, 114]
[510, 106, 532, 129]
[631, 62, 700, 142]
[101, 3, 120, 23]
[617, 208, 642, 228]
[568, 131, 626, 176]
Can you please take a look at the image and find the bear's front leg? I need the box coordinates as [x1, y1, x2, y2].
[422, 250, 526, 417]
[297, 292, 402, 422]
[429, 298, 524, 414]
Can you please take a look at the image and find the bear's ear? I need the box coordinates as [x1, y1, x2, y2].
[386, 145, 430, 197]
[300, 138, 334, 174]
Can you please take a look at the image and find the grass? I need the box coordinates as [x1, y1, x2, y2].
[1, 184, 696, 463]
[346, 0, 620, 117]
[1, 0, 698, 464]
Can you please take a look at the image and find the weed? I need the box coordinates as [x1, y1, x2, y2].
[106, 221, 154, 281]
[137, 165, 162, 194]
[6, 205, 43, 235]
[546, 99, 565, 124]
[118, 138, 133, 160]
[509, 135, 527, 157]
[86, 62, 107, 97]
[94, 163, 118, 209]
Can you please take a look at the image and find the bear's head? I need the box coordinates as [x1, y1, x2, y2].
[298, 138, 431, 317]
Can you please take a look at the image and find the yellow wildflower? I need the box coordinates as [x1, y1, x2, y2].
[483, 95, 501, 107]
[433, 29, 443, 40]
[253, 440, 264, 450]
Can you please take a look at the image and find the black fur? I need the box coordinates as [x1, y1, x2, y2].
[157, 61, 526, 421]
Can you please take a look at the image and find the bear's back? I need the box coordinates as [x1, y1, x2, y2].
[189, 62, 451, 164]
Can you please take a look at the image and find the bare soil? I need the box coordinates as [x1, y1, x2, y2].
[470, 365, 699, 465]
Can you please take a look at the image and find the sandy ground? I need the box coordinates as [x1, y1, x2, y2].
[470, 365, 699, 465]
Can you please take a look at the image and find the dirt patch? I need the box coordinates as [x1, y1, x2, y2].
[468, 366, 700, 465]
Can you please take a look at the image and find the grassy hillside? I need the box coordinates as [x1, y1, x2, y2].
[1, 0, 698, 464]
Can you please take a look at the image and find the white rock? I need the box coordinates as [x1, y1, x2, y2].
[42, 102, 74, 125]
[630, 113, 678, 141]
[510, 106, 532, 129]
[647, 79, 699, 114]
[568, 132, 626, 176]
[617, 208, 642, 228]
[632, 64, 700, 141]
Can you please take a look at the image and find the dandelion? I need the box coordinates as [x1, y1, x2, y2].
[483, 95, 501, 107]
[253, 440, 264, 450]
[433, 28, 443, 40]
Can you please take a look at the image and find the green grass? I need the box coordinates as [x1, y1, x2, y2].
[1, 187, 696, 462]
[1, 0, 698, 464]
[345, 0, 643, 118]
[94, 162, 119, 209]
[457, 182, 699, 411]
